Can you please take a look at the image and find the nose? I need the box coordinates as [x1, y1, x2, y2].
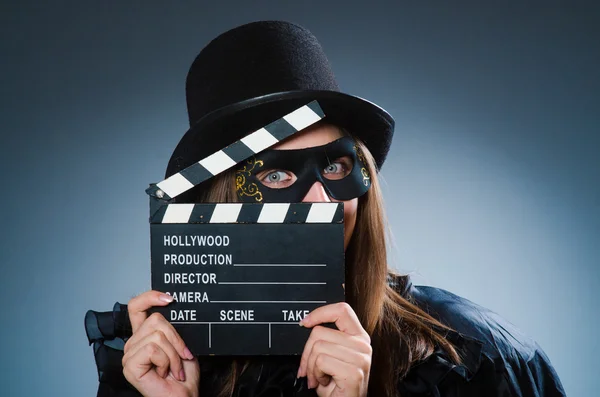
[301, 181, 332, 203]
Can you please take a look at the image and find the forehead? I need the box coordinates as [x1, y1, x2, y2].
[273, 122, 344, 150]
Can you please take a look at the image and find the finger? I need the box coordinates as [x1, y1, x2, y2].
[300, 302, 367, 337]
[123, 342, 170, 385]
[128, 290, 174, 333]
[299, 325, 371, 377]
[125, 312, 194, 361]
[123, 330, 184, 381]
[306, 340, 369, 389]
[314, 381, 336, 396]
[313, 354, 366, 393]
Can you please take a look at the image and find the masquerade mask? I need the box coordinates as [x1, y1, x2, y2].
[235, 136, 371, 203]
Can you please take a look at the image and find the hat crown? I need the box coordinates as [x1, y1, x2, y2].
[185, 21, 340, 126]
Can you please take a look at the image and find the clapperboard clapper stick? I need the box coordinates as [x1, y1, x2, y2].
[146, 101, 346, 355]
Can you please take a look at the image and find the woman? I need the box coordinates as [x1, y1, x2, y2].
[85, 21, 566, 397]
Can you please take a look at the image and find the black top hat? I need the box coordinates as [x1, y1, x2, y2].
[166, 20, 395, 179]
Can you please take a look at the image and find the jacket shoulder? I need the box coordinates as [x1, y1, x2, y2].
[409, 285, 537, 360]
[407, 285, 566, 397]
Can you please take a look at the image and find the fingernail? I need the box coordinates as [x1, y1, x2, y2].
[159, 293, 173, 303]
[184, 347, 194, 360]
[179, 369, 186, 382]
[297, 365, 302, 378]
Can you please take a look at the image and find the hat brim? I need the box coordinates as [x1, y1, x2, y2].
[166, 90, 394, 179]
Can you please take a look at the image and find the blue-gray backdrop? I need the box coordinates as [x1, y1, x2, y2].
[1, 2, 597, 396]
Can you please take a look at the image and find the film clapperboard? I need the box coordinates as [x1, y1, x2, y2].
[146, 101, 345, 355]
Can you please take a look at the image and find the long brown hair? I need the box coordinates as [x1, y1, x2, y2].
[181, 130, 461, 396]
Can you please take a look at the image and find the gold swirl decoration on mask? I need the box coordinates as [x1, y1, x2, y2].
[361, 167, 371, 187]
[354, 144, 371, 187]
[354, 144, 367, 164]
[235, 158, 264, 202]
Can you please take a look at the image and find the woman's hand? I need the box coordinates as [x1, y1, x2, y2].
[297, 302, 372, 397]
[122, 290, 200, 397]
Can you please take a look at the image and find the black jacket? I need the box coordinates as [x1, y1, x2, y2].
[85, 280, 566, 396]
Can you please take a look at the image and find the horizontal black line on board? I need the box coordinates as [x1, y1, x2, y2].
[217, 282, 327, 285]
[171, 322, 305, 325]
[210, 301, 326, 303]
[233, 264, 327, 267]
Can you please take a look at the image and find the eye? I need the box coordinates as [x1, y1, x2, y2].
[322, 156, 353, 180]
[259, 170, 296, 188]
[324, 162, 345, 174]
[265, 171, 288, 182]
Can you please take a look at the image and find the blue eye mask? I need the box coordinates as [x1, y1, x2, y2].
[235, 136, 371, 203]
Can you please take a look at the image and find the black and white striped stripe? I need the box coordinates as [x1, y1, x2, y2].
[151, 202, 343, 224]
[146, 100, 325, 200]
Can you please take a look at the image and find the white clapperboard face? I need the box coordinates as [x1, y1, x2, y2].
[146, 101, 346, 355]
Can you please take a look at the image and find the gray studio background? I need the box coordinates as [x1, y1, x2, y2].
[1, 2, 598, 396]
